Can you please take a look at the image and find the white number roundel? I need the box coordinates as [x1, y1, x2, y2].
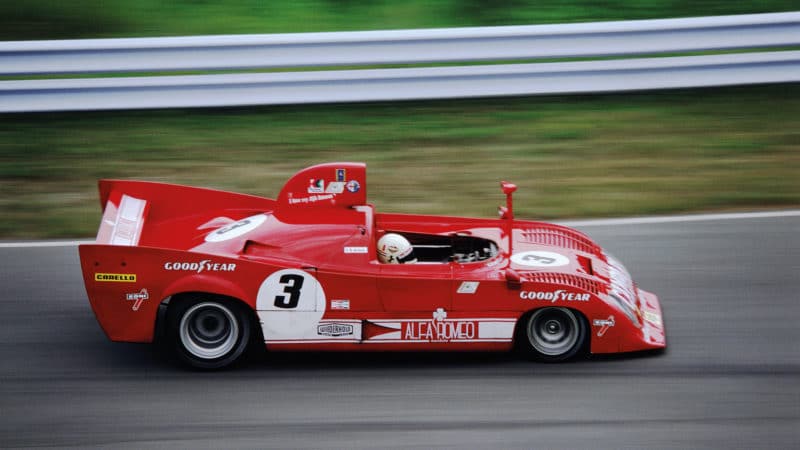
[256, 269, 325, 312]
[205, 214, 267, 243]
[256, 269, 326, 340]
[511, 250, 570, 267]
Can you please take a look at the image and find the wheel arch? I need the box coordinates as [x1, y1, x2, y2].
[154, 291, 263, 349]
[162, 274, 252, 308]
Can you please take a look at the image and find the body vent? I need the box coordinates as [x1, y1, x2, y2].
[522, 272, 602, 295]
[519, 226, 602, 255]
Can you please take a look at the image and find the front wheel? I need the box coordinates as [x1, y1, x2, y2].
[169, 298, 251, 369]
[521, 307, 586, 362]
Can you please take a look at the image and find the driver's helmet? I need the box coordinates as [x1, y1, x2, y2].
[377, 233, 417, 264]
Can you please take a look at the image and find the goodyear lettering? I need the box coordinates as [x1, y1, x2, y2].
[94, 273, 137, 282]
[163, 260, 236, 273]
[519, 289, 590, 302]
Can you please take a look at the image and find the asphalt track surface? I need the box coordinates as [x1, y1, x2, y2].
[1, 213, 798, 449]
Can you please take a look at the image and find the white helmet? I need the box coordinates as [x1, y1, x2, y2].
[377, 233, 417, 264]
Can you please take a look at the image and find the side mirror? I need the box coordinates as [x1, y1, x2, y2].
[505, 268, 522, 290]
[498, 206, 509, 219]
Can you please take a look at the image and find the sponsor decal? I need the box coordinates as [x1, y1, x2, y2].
[346, 180, 360, 193]
[205, 214, 267, 243]
[344, 246, 368, 254]
[331, 299, 350, 310]
[401, 308, 477, 342]
[644, 310, 662, 326]
[288, 194, 335, 205]
[317, 323, 354, 337]
[336, 168, 347, 182]
[520, 290, 590, 302]
[511, 250, 570, 268]
[308, 178, 325, 194]
[95, 273, 136, 283]
[308, 177, 347, 195]
[364, 317, 516, 342]
[325, 181, 345, 194]
[125, 288, 149, 311]
[593, 315, 615, 337]
[456, 281, 480, 294]
[163, 260, 236, 273]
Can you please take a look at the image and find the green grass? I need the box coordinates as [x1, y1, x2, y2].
[1, 1, 798, 40]
[1, 84, 798, 238]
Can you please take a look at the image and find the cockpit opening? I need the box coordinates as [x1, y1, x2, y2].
[384, 231, 498, 264]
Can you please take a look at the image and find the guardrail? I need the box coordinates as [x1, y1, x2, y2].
[3, 52, 798, 112]
[1, 12, 799, 112]
[2, 12, 799, 75]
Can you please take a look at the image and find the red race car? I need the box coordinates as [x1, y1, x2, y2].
[79, 162, 665, 369]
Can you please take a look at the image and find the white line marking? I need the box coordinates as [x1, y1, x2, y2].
[0, 240, 93, 248]
[1, 210, 798, 248]
[265, 340, 362, 344]
[556, 210, 800, 227]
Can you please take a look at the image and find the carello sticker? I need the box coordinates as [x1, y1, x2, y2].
[95, 273, 137, 282]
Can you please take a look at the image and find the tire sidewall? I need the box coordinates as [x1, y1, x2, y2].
[168, 297, 251, 370]
[519, 307, 587, 362]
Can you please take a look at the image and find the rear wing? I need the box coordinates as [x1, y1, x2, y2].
[91, 163, 367, 248]
[95, 191, 149, 246]
[93, 179, 277, 249]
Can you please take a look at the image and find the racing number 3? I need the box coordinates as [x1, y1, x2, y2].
[274, 274, 304, 309]
[522, 254, 556, 265]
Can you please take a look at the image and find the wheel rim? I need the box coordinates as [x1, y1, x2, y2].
[528, 308, 580, 356]
[179, 302, 239, 360]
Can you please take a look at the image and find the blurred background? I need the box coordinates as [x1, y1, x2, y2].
[1, 1, 798, 238]
[2, 1, 798, 39]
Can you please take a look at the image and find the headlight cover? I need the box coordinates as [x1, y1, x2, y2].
[606, 254, 641, 327]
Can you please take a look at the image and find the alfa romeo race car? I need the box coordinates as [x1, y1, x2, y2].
[79, 162, 665, 369]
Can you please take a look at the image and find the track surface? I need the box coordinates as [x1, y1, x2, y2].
[1, 214, 798, 448]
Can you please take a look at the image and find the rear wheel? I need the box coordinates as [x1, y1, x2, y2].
[169, 297, 251, 369]
[522, 307, 586, 362]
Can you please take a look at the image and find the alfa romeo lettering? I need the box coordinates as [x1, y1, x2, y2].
[163, 260, 236, 273]
[403, 321, 477, 342]
[520, 290, 590, 302]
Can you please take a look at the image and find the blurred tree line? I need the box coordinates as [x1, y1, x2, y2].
[2, 0, 797, 40]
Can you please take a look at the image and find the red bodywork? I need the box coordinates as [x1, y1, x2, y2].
[79, 162, 665, 355]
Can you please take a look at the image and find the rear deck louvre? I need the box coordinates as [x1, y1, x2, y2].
[519, 227, 602, 255]
[522, 272, 602, 295]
